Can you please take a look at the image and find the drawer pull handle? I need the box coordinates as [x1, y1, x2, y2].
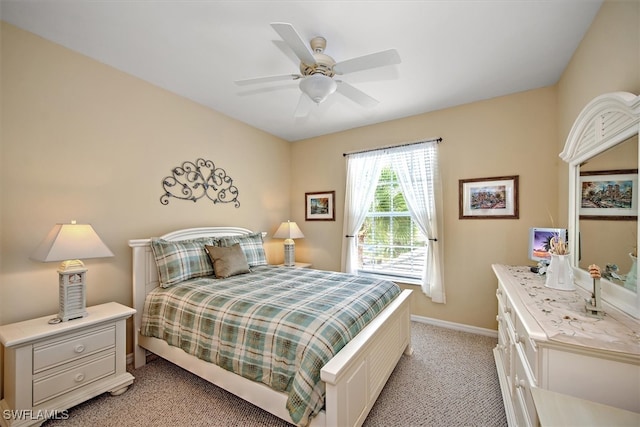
[74, 372, 85, 383]
[515, 333, 521, 343]
[74, 344, 85, 353]
[504, 306, 511, 314]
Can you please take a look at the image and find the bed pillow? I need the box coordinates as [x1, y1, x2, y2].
[204, 244, 251, 279]
[150, 237, 216, 288]
[219, 232, 268, 267]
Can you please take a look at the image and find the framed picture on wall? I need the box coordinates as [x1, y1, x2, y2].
[459, 175, 519, 219]
[580, 169, 638, 220]
[305, 191, 335, 221]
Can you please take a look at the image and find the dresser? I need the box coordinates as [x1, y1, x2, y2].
[0, 302, 135, 427]
[493, 265, 640, 427]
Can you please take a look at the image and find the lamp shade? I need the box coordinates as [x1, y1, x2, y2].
[31, 222, 114, 263]
[299, 74, 337, 104]
[273, 221, 305, 240]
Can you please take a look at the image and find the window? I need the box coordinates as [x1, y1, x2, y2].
[358, 166, 427, 281]
[342, 140, 445, 302]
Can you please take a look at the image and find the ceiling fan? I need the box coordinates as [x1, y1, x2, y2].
[235, 22, 401, 117]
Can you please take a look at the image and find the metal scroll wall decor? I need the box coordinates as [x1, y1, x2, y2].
[160, 158, 240, 207]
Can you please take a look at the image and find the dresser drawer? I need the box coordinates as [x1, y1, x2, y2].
[497, 285, 516, 325]
[33, 351, 115, 406]
[514, 314, 538, 383]
[33, 325, 116, 373]
[514, 344, 538, 427]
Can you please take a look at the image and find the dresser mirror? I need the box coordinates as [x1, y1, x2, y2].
[579, 136, 638, 287]
[560, 92, 640, 319]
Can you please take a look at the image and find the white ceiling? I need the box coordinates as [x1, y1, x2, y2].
[1, 0, 603, 142]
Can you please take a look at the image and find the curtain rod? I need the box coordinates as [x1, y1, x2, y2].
[342, 137, 443, 157]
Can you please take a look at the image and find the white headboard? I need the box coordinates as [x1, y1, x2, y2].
[129, 226, 253, 297]
[128, 226, 255, 363]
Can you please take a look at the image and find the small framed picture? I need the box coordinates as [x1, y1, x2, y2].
[580, 169, 638, 220]
[305, 191, 335, 221]
[459, 175, 519, 219]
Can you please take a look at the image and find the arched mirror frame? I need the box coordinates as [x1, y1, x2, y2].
[560, 91, 640, 319]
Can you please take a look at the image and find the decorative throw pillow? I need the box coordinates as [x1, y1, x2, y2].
[205, 244, 251, 279]
[150, 237, 216, 288]
[219, 232, 268, 267]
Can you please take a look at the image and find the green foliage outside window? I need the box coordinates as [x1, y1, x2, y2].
[358, 166, 427, 279]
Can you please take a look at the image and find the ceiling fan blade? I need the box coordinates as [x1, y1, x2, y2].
[333, 49, 401, 75]
[270, 22, 317, 66]
[336, 81, 379, 108]
[235, 74, 301, 86]
[294, 93, 314, 117]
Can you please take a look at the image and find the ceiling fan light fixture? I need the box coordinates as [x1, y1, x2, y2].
[299, 74, 337, 104]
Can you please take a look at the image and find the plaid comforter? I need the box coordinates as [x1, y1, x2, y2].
[140, 266, 400, 426]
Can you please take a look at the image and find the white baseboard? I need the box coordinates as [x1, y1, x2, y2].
[127, 352, 134, 366]
[411, 314, 498, 338]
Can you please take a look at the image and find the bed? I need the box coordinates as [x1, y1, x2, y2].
[129, 226, 413, 427]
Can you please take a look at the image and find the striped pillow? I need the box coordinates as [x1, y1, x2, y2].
[219, 232, 267, 267]
[150, 237, 217, 288]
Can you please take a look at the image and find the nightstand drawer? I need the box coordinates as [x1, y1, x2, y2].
[33, 351, 115, 406]
[33, 325, 116, 373]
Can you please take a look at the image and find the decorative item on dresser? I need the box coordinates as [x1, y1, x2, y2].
[0, 302, 135, 427]
[493, 264, 639, 427]
[29, 221, 114, 323]
[544, 234, 573, 291]
[273, 220, 305, 266]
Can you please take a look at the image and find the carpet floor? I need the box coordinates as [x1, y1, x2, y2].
[43, 322, 507, 427]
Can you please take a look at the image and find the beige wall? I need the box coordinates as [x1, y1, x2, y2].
[0, 22, 291, 333]
[1, 0, 638, 342]
[558, 0, 640, 142]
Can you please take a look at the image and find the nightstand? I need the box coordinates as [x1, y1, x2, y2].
[276, 262, 312, 268]
[0, 302, 135, 427]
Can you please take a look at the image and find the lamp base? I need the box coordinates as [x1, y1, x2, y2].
[58, 265, 88, 322]
[283, 240, 296, 267]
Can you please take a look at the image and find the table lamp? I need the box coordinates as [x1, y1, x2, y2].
[31, 221, 114, 322]
[273, 220, 304, 266]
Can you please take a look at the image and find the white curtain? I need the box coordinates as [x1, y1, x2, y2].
[390, 142, 445, 303]
[341, 151, 385, 273]
[342, 141, 445, 303]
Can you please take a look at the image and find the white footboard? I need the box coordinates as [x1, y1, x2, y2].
[322, 289, 412, 427]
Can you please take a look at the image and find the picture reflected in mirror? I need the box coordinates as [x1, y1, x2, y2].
[579, 135, 638, 293]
